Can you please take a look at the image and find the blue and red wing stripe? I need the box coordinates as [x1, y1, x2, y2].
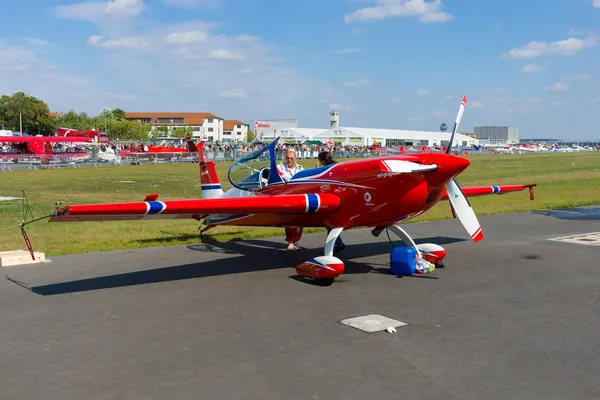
[441, 184, 536, 200]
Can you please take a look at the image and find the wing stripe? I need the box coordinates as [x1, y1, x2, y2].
[147, 201, 166, 214]
[307, 193, 319, 213]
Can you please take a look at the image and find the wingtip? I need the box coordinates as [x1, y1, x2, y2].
[462, 95, 467, 105]
[472, 229, 484, 242]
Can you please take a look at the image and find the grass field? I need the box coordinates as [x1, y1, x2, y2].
[1, 152, 599, 256]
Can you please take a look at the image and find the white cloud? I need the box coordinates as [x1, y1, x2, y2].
[2, 18, 339, 125]
[345, 0, 453, 23]
[0, 44, 100, 111]
[563, 73, 592, 81]
[416, 89, 428, 96]
[87, 35, 148, 49]
[433, 110, 445, 116]
[545, 82, 570, 92]
[102, 92, 139, 101]
[594, 0, 600, 7]
[502, 36, 597, 58]
[161, 0, 222, 7]
[54, 0, 143, 23]
[520, 63, 542, 73]
[209, 49, 245, 60]
[329, 103, 357, 112]
[445, 94, 453, 99]
[220, 88, 247, 98]
[333, 48, 361, 54]
[42, 72, 92, 87]
[344, 79, 370, 87]
[0, 45, 38, 72]
[236, 35, 259, 42]
[470, 101, 484, 108]
[22, 37, 51, 46]
[164, 30, 207, 44]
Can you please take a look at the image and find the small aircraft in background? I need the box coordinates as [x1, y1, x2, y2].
[26, 96, 536, 284]
[0, 134, 94, 162]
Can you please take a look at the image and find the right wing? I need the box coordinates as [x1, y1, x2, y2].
[440, 184, 537, 200]
[49, 193, 340, 222]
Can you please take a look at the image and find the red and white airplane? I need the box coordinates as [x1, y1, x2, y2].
[0, 134, 94, 161]
[40, 97, 536, 284]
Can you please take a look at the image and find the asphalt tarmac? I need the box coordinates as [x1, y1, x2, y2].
[1, 207, 599, 400]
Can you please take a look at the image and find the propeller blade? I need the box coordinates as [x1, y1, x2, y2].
[445, 178, 483, 242]
[446, 95, 467, 154]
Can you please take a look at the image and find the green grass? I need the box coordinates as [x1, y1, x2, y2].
[1, 152, 599, 256]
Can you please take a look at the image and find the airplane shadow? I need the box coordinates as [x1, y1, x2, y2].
[532, 206, 600, 220]
[22, 235, 466, 296]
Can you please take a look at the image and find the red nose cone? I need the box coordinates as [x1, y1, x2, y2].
[423, 153, 470, 186]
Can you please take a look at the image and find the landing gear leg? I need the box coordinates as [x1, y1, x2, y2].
[295, 227, 345, 285]
[372, 225, 422, 257]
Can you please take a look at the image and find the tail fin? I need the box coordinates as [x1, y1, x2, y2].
[186, 140, 197, 153]
[198, 141, 223, 199]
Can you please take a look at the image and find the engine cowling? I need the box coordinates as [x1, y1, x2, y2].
[296, 256, 345, 280]
[416, 243, 447, 264]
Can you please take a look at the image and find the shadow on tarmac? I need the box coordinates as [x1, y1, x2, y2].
[11, 235, 466, 296]
[532, 206, 600, 221]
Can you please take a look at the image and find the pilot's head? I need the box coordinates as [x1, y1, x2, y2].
[286, 150, 297, 168]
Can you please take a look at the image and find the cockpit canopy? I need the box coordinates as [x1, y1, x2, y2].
[228, 140, 284, 192]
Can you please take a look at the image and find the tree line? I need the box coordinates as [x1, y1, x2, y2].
[0, 91, 190, 141]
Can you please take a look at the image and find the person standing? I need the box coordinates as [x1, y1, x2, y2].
[277, 150, 305, 251]
[317, 151, 346, 253]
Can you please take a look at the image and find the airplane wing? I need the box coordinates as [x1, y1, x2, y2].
[440, 184, 537, 200]
[49, 193, 341, 222]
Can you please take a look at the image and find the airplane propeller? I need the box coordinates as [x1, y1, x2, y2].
[444, 96, 484, 242]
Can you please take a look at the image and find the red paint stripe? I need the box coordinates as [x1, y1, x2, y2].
[472, 228, 484, 242]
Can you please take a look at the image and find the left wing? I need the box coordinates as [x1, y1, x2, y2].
[440, 184, 537, 200]
[49, 193, 340, 222]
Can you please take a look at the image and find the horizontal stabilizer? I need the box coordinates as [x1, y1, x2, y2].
[380, 160, 438, 174]
[49, 193, 341, 222]
[441, 184, 537, 200]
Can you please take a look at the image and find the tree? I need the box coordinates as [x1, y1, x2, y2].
[0, 92, 57, 135]
[112, 108, 126, 120]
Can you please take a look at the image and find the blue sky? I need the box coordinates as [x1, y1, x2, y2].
[1, 0, 599, 140]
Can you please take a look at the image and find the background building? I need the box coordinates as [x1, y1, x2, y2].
[474, 126, 519, 145]
[257, 110, 479, 148]
[222, 120, 249, 142]
[125, 112, 223, 141]
[243, 119, 299, 142]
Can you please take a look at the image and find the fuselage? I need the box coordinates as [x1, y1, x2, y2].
[210, 153, 470, 230]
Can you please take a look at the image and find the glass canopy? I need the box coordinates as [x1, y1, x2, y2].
[228, 141, 282, 191]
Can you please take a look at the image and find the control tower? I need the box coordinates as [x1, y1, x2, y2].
[329, 109, 339, 129]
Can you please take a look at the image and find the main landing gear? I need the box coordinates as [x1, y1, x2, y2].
[295, 227, 345, 285]
[294, 224, 448, 285]
[372, 225, 447, 268]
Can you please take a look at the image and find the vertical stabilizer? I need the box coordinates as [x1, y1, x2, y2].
[198, 140, 224, 199]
